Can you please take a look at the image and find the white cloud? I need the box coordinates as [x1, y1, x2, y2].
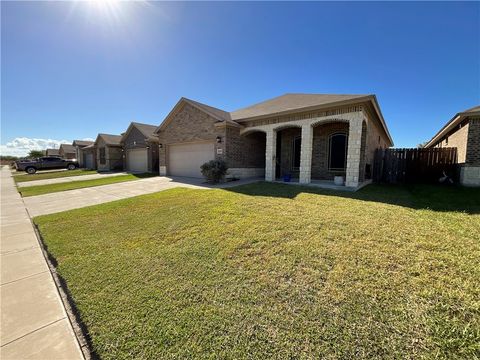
[0, 137, 72, 157]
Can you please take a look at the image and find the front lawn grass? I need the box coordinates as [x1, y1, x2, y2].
[35, 183, 480, 359]
[20, 173, 156, 197]
[14, 169, 98, 182]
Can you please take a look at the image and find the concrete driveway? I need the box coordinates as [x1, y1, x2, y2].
[23, 176, 261, 217]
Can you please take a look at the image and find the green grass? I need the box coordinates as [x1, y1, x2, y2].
[14, 169, 98, 182]
[34, 183, 480, 359]
[19, 173, 156, 197]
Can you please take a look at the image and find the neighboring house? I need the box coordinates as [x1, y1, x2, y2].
[155, 94, 393, 188]
[72, 140, 94, 167]
[45, 148, 60, 157]
[425, 105, 480, 186]
[79, 144, 96, 170]
[121, 122, 159, 173]
[94, 134, 123, 171]
[59, 144, 76, 159]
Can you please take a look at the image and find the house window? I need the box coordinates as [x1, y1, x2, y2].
[99, 147, 106, 165]
[328, 133, 347, 171]
[292, 136, 301, 170]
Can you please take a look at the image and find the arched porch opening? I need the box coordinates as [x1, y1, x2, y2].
[274, 125, 302, 181]
[311, 121, 349, 181]
[231, 130, 267, 179]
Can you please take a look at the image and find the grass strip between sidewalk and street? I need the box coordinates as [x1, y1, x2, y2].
[14, 169, 98, 182]
[19, 173, 156, 197]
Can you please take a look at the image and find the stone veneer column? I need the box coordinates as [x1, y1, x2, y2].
[345, 117, 364, 187]
[265, 129, 277, 181]
[299, 124, 313, 184]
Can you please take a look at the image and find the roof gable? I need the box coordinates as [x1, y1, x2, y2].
[425, 104, 480, 147]
[95, 133, 122, 146]
[155, 97, 230, 133]
[72, 140, 94, 147]
[59, 144, 75, 153]
[121, 122, 158, 143]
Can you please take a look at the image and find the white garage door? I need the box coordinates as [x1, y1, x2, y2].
[168, 142, 215, 178]
[84, 153, 94, 169]
[127, 149, 148, 173]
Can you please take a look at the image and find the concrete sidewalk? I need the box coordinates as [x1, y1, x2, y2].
[17, 171, 128, 188]
[0, 166, 84, 359]
[24, 175, 262, 217]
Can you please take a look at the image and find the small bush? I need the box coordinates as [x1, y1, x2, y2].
[200, 159, 228, 183]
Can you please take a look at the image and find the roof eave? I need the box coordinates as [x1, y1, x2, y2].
[424, 113, 463, 148]
[232, 96, 374, 123]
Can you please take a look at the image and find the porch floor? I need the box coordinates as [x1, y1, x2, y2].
[274, 178, 372, 192]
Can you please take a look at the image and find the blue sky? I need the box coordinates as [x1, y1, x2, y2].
[1, 1, 479, 156]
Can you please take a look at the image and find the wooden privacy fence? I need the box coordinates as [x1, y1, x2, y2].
[373, 147, 458, 184]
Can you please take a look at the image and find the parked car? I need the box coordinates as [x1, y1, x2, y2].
[15, 156, 79, 174]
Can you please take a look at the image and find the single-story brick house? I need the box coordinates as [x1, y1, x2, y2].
[45, 148, 60, 157]
[155, 94, 393, 188]
[79, 144, 96, 169]
[121, 122, 159, 173]
[425, 105, 480, 186]
[59, 144, 76, 159]
[72, 140, 94, 167]
[94, 133, 123, 172]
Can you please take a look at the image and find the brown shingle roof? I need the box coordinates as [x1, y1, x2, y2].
[131, 122, 158, 138]
[230, 93, 371, 121]
[184, 98, 231, 121]
[59, 144, 75, 153]
[46, 148, 60, 156]
[97, 134, 122, 146]
[72, 140, 94, 147]
[462, 105, 480, 114]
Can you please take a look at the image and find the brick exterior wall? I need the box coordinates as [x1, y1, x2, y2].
[59, 148, 76, 159]
[434, 122, 469, 163]
[123, 127, 159, 173]
[466, 118, 480, 166]
[96, 137, 123, 171]
[311, 123, 349, 180]
[157, 103, 226, 174]
[364, 110, 389, 180]
[225, 127, 265, 169]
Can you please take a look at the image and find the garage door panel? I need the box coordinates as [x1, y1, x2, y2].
[84, 153, 94, 169]
[127, 149, 148, 173]
[168, 142, 214, 178]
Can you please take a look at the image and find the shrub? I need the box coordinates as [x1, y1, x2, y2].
[200, 159, 228, 183]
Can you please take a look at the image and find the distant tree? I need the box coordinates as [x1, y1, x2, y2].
[417, 141, 428, 148]
[0, 155, 19, 161]
[28, 150, 44, 158]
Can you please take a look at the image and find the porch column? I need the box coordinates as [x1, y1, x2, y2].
[299, 124, 313, 184]
[265, 129, 276, 181]
[345, 118, 363, 187]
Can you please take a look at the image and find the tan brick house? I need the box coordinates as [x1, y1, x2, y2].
[79, 144, 96, 170]
[72, 140, 94, 167]
[93, 134, 123, 172]
[425, 105, 480, 186]
[45, 148, 60, 157]
[121, 122, 159, 173]
[58, 144, 76, 159]
[155, 94, 393, 189]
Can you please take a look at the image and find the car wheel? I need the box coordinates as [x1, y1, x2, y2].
[67, 164, 76, 170]
[26, 167, 36, 174]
